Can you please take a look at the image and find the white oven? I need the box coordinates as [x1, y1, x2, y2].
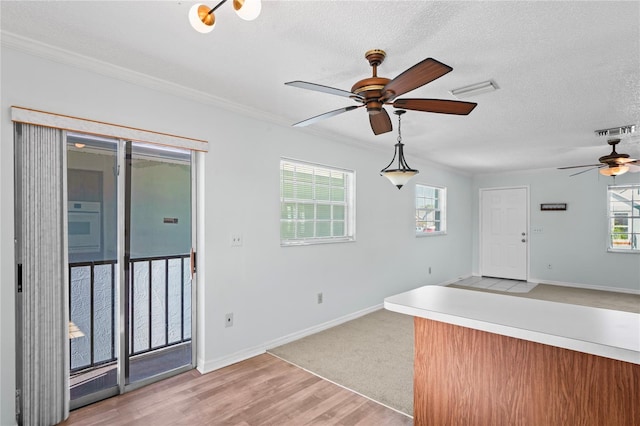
[68, 201, 101, 254]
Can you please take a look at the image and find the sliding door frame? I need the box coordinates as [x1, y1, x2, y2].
[12, 107, 204, 413]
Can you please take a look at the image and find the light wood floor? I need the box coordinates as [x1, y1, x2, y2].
[58, 353, 412, 426]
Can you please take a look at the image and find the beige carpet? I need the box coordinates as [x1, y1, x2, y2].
[448, 283, 640, 313]
[268, 309, 414, 416]
[268, 284, 639, 417]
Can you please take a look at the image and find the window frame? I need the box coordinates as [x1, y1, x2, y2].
[415, 183, 447, 237]
[280, 158, 356, 246]
[607, 184, 640, 253]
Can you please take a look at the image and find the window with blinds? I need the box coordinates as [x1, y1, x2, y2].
[280, 159, 355, 245]
[416, 184, 447, 236]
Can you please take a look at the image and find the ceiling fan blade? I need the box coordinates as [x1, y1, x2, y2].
[392, 98, 477, 115]
[292, 105, 361, 127]
[569, 166, 602, 177]
[369, 108, 393, 135]
[381, 58, 453, 101]
[557, 164, 602, 170]
[285, 81, 363, 100]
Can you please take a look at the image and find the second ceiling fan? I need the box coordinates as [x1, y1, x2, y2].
[285, 49, 478, 135]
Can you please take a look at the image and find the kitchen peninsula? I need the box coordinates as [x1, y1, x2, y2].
[384, 285, 639, 426]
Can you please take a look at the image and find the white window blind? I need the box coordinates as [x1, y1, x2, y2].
[280, 159, 355, 245]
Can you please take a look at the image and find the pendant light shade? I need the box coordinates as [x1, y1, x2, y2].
[189, 3, 216, 33]
[234, 0, 262, 21]
[380, 142, 419, 189]
[381, 166, 419, 189]
[380, 110, 419, 189]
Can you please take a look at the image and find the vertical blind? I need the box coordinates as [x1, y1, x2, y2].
[15, 123, 70, 425]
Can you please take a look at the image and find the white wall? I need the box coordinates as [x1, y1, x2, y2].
[472, 169, 640, 292]
[0, 46, 473, 425]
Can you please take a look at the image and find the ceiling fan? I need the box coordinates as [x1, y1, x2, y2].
[558, 138, 640, 176]
[285, 49, 478, 135]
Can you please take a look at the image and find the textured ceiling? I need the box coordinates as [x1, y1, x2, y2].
[2, 1, 639, 175]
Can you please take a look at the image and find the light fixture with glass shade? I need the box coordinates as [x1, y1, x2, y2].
[189, 0, 261, 33]
[599, 165, 629, 177]
[380, 110, 419, 189]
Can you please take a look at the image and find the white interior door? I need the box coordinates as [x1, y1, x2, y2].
[480, 187, 528, 280]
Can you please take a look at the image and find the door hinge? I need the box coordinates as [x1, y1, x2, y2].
[17, 264, 22, 293]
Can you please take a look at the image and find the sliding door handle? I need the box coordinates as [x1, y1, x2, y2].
[190, 248, 196, 279]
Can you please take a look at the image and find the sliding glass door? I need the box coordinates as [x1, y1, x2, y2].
[67, 134, 120, 406]
[67, 134, 195, 408]
[123, 141, 193, 388]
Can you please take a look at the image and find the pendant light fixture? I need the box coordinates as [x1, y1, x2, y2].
[380, 110, 419, 189]
[189, 0, 262, 34]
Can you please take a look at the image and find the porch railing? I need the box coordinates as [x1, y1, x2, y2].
[69, 254, 192, 373]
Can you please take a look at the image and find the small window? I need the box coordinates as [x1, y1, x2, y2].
[416, 184, 446, 236]
[608, 184, 640, 252]
[280, 159, 355, 245]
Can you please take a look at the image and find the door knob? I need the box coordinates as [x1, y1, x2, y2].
[522, 239, 526, 243]
[522, 232, 526, 236]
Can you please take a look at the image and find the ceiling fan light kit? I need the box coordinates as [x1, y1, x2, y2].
[285, 49, 478, 136]
[558, 137, 639, 177]
[450, 80, 499, 99]
[599, 165, 629, 177]
[381, 110, 419, 190]
[189, 0, 261, 33]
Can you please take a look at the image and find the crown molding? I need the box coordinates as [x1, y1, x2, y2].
[0, 31, 469, 177]
[0, 30, 289, 127]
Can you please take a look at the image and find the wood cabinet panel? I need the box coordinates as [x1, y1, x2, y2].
[414, 317, 640, 425]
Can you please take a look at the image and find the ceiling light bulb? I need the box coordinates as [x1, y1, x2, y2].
[74, 143, 85, 149]
[189, 3, 216, 33]
[599, 165, 629, 176]
[234, 0, 261, 21]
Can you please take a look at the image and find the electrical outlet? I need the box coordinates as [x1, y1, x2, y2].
[317, 292, 323, 304]
[231, 234, 243, 247]
[547, 264, 552, 270]
[225, 313, 234, 327]
[532, 226, 544, 234]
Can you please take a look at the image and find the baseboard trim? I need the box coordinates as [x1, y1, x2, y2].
[529, 278, 640, 295]
[198, 347, 267, 374]
[198, 303, 383, 374]
[438, 274, 473, 286]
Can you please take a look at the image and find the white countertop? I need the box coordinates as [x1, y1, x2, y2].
[384, 285, 640, 364]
